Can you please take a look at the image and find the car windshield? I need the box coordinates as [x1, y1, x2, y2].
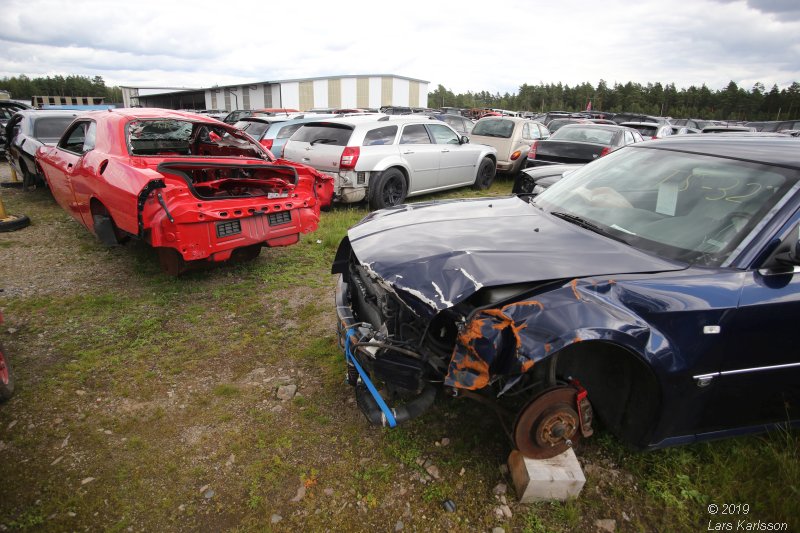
[552, 126, 615, 145]
[291, 124, 353, 146]
[533, 146, 797, 267]
[625, 125, 657, 136]
[472, 119, 514, 138]
[33, 117, 76, 141]
[234, 120, 270, 138]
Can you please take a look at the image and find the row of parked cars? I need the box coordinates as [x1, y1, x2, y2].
[3, 103, 800, 460]
[8, 105, 797, 218]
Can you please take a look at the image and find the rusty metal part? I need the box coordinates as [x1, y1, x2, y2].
[513, 387, 582, 459]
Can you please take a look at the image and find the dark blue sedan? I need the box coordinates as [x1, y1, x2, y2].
[332, 136, 800, 458]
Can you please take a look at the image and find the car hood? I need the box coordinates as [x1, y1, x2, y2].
[347, 196, 686, 312]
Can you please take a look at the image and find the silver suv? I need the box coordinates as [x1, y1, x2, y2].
[283, 115, 497, 210]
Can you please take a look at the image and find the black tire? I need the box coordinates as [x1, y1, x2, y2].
[20, 162, 34, 191]
[0, 214, 31, 232]
[232, 244, 262, 263]
[0, 342, 15, 402]
[157, 247, 188, 275]
[472, 157, 496, 190]
[368, 168, 407, 210]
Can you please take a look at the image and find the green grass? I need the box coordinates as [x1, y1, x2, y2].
[0, 173, 797, 532]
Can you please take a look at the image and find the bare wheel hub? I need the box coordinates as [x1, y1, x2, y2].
[513, 387, 583, 459]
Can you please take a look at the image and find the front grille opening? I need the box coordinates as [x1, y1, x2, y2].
[216, 219, 241, 238]
[268, 211, 292, 226]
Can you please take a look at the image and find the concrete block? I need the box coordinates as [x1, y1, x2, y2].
[507, 448, 586, 503]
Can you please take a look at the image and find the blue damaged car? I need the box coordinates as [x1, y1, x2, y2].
[333, 135, 800, 459]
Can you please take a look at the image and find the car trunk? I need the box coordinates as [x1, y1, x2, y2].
[282, 122, 355, 173]
[157, 162, 299, 199]
[470, 134, 514, 162]
[534, 141, 607, 164]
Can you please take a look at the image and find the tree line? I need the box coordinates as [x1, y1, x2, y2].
[0, 74, 123, 104]
[428, 80, 800, 121]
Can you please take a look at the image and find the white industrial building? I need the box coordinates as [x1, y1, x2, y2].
[121, 74, 429, 111]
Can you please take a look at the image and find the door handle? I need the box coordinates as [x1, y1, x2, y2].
[402, 150, 414, 154]
[441, 149, 450, 153]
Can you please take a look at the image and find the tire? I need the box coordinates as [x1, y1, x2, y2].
[0, 214, 31, 232]
[157, 247, 188, 275]
[0, 342, 15, 402]
[472, 157, 496, 190]
[20, 163, 34, 191]
[368, 168, 407, 210]
[232, 244, 262, 263]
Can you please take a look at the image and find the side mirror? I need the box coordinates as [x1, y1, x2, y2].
[767, 237, 800, 270]
[788, 240, 800, 264]
[460, 135, 470, 144]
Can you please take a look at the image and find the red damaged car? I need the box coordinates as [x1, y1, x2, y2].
[36, 109, 334, 273]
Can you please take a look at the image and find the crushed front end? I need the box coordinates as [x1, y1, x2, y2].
[334, 241, 455, 426]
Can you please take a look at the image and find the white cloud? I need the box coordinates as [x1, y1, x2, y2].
[0, 0, 798, 94]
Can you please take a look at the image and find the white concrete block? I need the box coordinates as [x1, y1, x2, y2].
[507, 448, 586, 503]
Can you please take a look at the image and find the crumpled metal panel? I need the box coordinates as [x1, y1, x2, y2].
[444, 278, 656, 390]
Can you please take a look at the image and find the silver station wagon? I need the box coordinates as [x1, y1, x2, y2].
[283, 115, 497, 210]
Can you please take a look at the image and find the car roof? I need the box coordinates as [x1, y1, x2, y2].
[299, 115, 447, 129]
[632, 135, 800, 169]
[84, 108, 223, 122]
[620, 122, 662, 128]
[476, 116, 529, 123]
[557, 123, 631, 132]
[13, 109, 83, 119]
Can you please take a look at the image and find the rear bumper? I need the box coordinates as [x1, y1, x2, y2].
[333, 171, 367, 203]
[142, 190, 320, 262]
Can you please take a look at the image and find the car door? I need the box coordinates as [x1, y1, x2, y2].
[398, 124, 441, 193]
[425, 123, 476, 188]
[5, 113, 24, 171]
[699, 214, 800, 433]
[43, 120, 94, 225]
[66, 121, 99, 228]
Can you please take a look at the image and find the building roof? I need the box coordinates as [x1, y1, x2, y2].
[122, 74, 429, 97]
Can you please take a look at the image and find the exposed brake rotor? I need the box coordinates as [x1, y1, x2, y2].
[513, 386, 583, 459]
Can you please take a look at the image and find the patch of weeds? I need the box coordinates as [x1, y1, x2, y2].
[126, 436, 145, 450]
[296, 401, 332, 425]
[522, 505, 549, 533]
[5, 507, 46, 529]
[353, 464, 393, 483]
[213, 383, 240, 397]
[421, 483, 448, 503]
[383, 428, 423, 467]
[247, 478, 263, 510]
[274, 434, 293, 452]
[551, 499, 581, 529]
[292, 395, 308, 407]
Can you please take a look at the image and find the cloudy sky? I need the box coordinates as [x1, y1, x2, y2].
[2, 0, 799, 94]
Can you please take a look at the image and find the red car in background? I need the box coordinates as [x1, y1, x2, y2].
[36, 109, 333, 274]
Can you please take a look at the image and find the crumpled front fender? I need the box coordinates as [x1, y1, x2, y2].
[444, 278, 656, 390]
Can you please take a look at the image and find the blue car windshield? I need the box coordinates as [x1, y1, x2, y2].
[533, 146, 798, 267]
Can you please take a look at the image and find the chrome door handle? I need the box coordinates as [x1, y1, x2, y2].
[402, 150, 414, 154]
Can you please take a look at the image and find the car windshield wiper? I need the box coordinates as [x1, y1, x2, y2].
[310, 138, 338, 145]
[550, 211, 628, 244]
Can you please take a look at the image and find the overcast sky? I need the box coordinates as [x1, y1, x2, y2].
[2, 0, 799, 95]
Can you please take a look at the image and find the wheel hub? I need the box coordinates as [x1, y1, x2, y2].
[513, 387, 584, 459]
[0, 350, 9, 385]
